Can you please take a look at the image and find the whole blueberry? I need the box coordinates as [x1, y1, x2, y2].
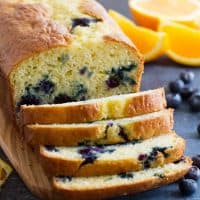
[169, 79, 185, 93]
[106, 77, 120, 88]
[180, 86, 196, 100]
[166, 93, 182, 108]
[178, 178, 198, 196]
[189, 92, 200, 112]
[185, 166, 200, 181]
[192, 155, 200, 168]
[180, 71, 195, 84]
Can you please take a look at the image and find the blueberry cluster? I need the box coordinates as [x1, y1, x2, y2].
[166, 71, 199, 110]
[178, 156, 200, 196]
[105, 64, 137, 88]
[138, 147, 169, 169]
[54, 83, 88, 104]
[78, 146, 115, 166]
[17, 75, 55, 111]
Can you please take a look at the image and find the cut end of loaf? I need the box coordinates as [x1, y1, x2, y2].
[3, 0, 143, 112]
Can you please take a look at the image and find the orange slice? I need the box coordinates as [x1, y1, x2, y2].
[109, 9, 168, 62]
[129, 0, 200, 30]
[159, 21, 200, 66]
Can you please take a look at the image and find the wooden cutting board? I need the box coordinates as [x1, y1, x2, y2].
[0, 76, 53, 200]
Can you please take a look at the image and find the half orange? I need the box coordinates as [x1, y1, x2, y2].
[129, 0, 200, 30]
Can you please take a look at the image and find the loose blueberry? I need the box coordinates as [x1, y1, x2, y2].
[189, 92, 200, 112]
[180, 86, 196, 100]
[54, 94, 73, 104]
[192, 155, 200, 168]
[180, 71, 195, 84]
[185, 166, 200, 181]
[178, 178, 198, 196]
[166, 93, 182, 108]
[169, 79, 185, 93]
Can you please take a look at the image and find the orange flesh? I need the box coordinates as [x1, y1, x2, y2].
[137, 0, 199, 18]
[109, 10, 161, 53]
[161, 23, 200, 58]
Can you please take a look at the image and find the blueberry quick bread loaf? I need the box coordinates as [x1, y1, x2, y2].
[24, 109, 173, 146]
[53, 157, 192, 200]
[20, 88, 166, 125]
[0, 0, 143, 113]
[40, 133, 185, 177]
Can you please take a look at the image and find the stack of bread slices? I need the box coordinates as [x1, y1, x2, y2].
[20, 88, 191, 200]
[0, 0, 191, 199]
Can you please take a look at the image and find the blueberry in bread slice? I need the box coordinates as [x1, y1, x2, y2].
[24, 109, 173, 146]
[20, 88, 166, 125]
[53, 157, 192, 200]
[0, 0, 143, 113]
[39, 133, 185, 177]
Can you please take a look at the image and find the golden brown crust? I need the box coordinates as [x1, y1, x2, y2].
[124, 88, 166, 116]
[0, 2, 71, 78]
[24, 109, 173, 146]
[39, 136, 185, 177]
[20, 88, 166, 125]
[130, 109, 174, 140]
[53, 158, 192, 200]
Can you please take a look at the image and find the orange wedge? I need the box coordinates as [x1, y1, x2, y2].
[109, 9, 168, 62]
[159, 21, 200, 66]
[129, 0, 200, 30]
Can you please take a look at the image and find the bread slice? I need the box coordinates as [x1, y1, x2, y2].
[24, 109, 173, 146]
[53, 157, 191, 200]
[0, 0, 143, 112]
[40, 133, 185, 177]
[20, 88, 166, 125]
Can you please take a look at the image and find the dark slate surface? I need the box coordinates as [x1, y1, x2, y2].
[1, 0, 200, 199]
